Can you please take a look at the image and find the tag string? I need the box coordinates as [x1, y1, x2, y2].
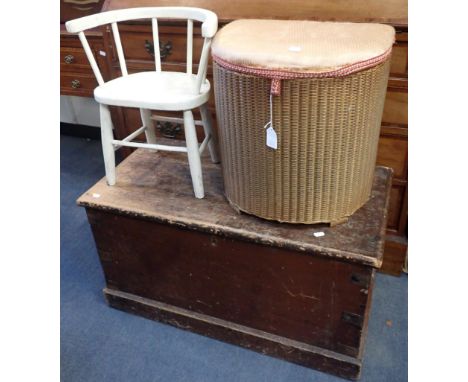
[263, 93, 274, 130]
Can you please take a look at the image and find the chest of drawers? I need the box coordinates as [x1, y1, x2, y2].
[60, 26, 109, 97]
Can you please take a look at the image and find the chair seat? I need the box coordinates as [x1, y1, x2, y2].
[94, 71, 210, 111]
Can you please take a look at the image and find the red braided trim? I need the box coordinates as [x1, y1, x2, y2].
[213, 48, 392, 82]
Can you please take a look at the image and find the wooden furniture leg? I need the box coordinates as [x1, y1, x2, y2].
[183, 110, 204, 198]
[99, 104, 116, 185]
[140, 108, 157, 145]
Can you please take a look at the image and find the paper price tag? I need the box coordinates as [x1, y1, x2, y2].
[288, 45, 302, 52]
[266, 126, 278, 149]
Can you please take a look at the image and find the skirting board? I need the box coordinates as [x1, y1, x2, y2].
[104, 287, 363, 380]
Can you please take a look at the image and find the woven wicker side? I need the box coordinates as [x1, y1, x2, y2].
[213, 60, 390, 224]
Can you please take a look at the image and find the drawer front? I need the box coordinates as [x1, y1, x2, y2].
[60, 33, 108, 97]
[390, 44, 408, 76]
[115, 24, 205, 68]
[376, 133, 407, 179]
[60, 47, 95, 73]
[376, 128, 407, 234]
[382, 90, 408, 126]
[390, 30, 408, 77]
[60, 72, 98, 97]
[387, 183, 407, 233]
[60, 0, 105, 24]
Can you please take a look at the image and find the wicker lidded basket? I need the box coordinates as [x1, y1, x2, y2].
[212, 19, 395, 224]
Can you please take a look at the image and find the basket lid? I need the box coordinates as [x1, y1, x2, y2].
[212, 19, 395, 75]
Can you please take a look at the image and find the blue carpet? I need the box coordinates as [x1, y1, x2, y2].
[60, 135, 408, 382]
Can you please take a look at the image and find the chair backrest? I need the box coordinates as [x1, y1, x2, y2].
[65, 7, 218, 93]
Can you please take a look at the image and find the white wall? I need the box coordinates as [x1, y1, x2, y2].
[60, 95, 100, 127]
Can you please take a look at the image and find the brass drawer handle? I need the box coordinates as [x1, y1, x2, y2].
[157, 121, 182, 139]
[71, 79, 81, 89]
[64, 54, 75, 64]
[64, 0, 99, 4]
[144, 40, 172, 60]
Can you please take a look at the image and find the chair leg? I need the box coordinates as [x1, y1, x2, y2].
[140, 108, 157, 144]
[183, 110, 204, 199]
[99, 104, 116, 186]
[200, 103, 220, 163]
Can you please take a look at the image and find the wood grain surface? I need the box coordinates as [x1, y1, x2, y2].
[79, 146, 393, 379]
[78, 146, 392, 267]
[104, 0, 408, 26]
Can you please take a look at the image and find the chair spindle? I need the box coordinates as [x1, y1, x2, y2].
[196, 38, 211, 92]
[152, 18, 161, 72]
[187, 19, 193, 74]
[111, 22, 128, 76]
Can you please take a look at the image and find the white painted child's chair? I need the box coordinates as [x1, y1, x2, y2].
[65, 7, 219, 198]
